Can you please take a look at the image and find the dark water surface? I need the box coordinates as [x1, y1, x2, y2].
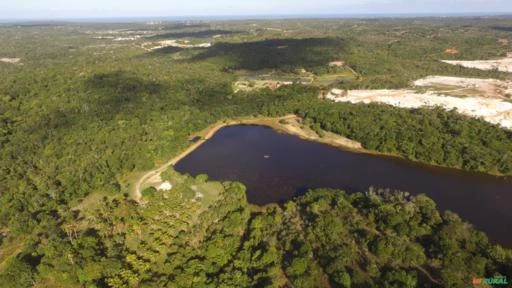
[175, 125, 512, 247]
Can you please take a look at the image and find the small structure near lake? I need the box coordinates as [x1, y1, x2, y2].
[157, 181, 173, 191]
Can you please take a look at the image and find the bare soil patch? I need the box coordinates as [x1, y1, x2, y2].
[442, 53, 512, 73]
[141, 40, 212, 51]
[498, 39, 510, 46]
[444, 48, 459, 54]
[413, 75, 512, 100]
[329, 61, 345, 67]
[234, 80, 293, 92]
[0, 58, 21, 65]
[326, 85, 512, 129]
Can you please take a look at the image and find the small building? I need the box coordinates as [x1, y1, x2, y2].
[157, 181, 173, 191]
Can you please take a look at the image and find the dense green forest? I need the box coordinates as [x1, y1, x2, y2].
[300, 103, 512, 175]
[0, 18, 511, 287]
[2, 171, 511, 287]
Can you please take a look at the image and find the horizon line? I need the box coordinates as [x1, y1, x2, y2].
[1, 12, 512, 23]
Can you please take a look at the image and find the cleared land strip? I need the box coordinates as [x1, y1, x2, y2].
[327, 75, 512, 129]
[441, 52, 512, 73]
[413, 75, 512, 99]
[327, 89, 512, 129]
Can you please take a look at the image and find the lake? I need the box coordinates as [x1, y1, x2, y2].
[175, 125, 512, 247]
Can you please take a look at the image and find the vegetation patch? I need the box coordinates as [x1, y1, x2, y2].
[300, 102, 512, 175]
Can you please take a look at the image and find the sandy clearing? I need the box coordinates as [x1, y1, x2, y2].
[413, 75, 512, 99]
[113, 36, 141, 41]
[329, 61, 345, 67]
[92, 36, 115, 39]
[283, 117, 362, 150]
[498, 39, 510, 46]
[444, 48, 459, 54]
[234, 80, 294, 92]
[327, 88, 512, 129]
[142, 40, 212, 51]
[0, 58, 21, 64]
[442, 53, 512, 73]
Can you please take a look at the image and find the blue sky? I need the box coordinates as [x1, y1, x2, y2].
[1, 0, 511, 20]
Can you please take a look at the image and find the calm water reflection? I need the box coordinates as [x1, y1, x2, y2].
[175, 125, 512, 247]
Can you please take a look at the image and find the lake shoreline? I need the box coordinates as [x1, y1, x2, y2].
[171, 114, 510, 178]
[135, 114, 509, 201]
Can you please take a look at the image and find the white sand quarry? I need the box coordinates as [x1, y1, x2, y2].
[442, 53, 512, 73]
[413, 76, 512, 99]
[326, 76, 512, 129]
